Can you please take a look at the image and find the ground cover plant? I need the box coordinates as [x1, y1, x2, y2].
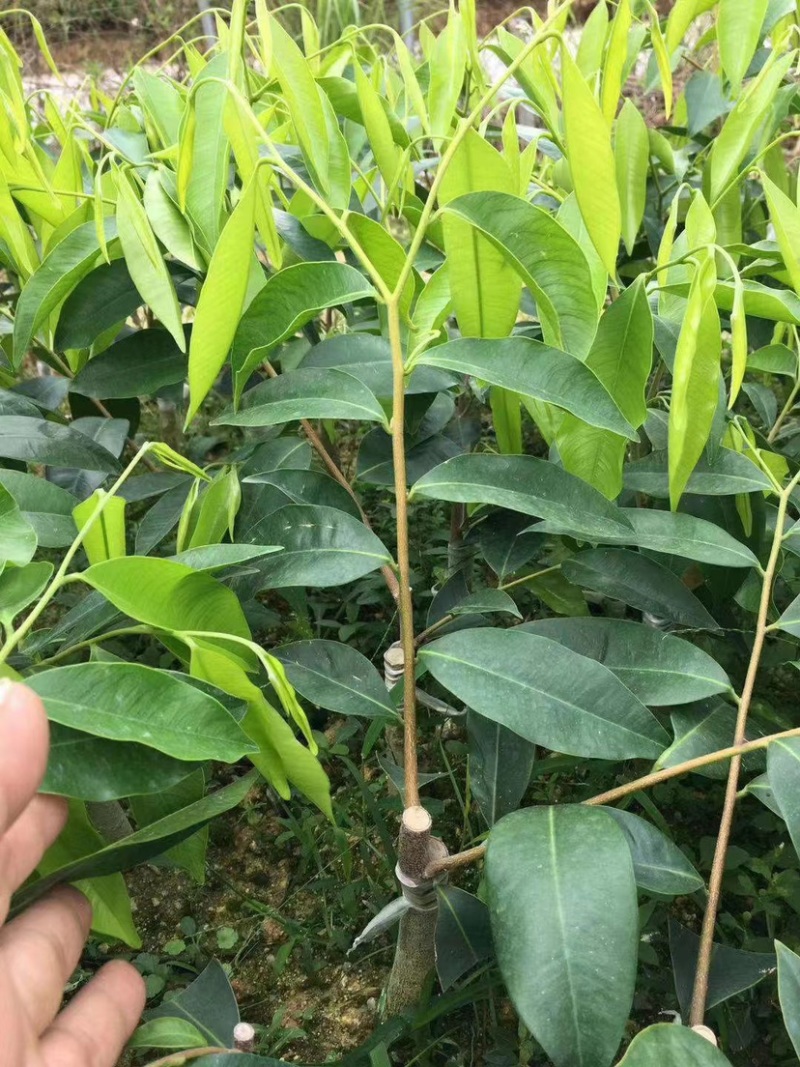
[2, 0, 800, 1063]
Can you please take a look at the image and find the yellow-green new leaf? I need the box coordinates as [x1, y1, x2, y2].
[718, 0, 769, 91]
[665, 0, 718, 54]
[729, 269, 748, 407]
[601, 0, 632, 123]
[116, 171, 185, 352]
[615, 99, 649, 254]
[73, 491, 127, 565]
[561, 44, 621, 277]
[429, 11, 467, 140]
[187, 181, 257, 422]
[354, 59, 404, 192]
[669, 255, 722, 509]
[645, 2, 673, 119]
[576, 0, 608, 80]
[762, 172, 800, 297]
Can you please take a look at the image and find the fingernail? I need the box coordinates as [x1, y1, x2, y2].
[0, 678, 16, 707]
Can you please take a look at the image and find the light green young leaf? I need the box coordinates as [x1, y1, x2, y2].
[718, 0, 769, 92]
[187, 181, 257, 422]
[185, 55, 231, 256]
[576, 0, 608, 79]
[0, 482, 38, 567]
[346, 213, 414, 317]
[116, 171, 185, 352]
[615, 99, 649, 254]
[665, 0, 720, 54]
[0, 560, 52, 628]
[601, 0, 632, 122]
[645, 1, 673, 118]
[72, 490, 126, 565]
[728, 269, 748, 406]
[762, 172, 800, 297]
[144, 169, 202, 271]
[561, 43, 621, 276]
[428, 11, 467, 140]
[354, 59, 404, 192]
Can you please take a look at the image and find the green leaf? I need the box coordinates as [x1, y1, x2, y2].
[171, 544, 282, 572]
[179, 467, 241, 551]
[624, 448, 773, 496]
[467, 709, 535, 827]
[617, 1023, 735, 1065]
[12, 219, 116, 366]
[246, 505, 392, 588]
[762, 172, 800, 298]
[719, 0, 769, 91]
[144, 169, 202, 270]
[410, 454, 634, 542]
[347, 213, 415, 320]
[435, 885, 493, 991]
[534, 507, 758, 568]
[420, 628, 667, 760]
[777, 941, 800, 1060]
[657, 699, 764, 780]
[54, 259, 142, 350]
[147, 960, 239, 1047]
[242, 468, 360, 519]
[28, 662, 257, 762]
[14, 771, 258, 911]
[274, 640, 396, 719]
[83, 556, 251, 638]
[428, 12, 467, 140]
[0, 483, 37, 567]
[72, 490, 126, 565]
[71, 329, 187, 399]
[184, 57, 231, 255]
[708, 53, 794, 203]
[216, 368, 387, 429]
[301, 334, 455, 398]
[438, 128, 520, 339]
[615, 99, 649, 254]
[187, 181, 257, 421]
[42, 723, 203, 802]
[417, 337, 636, 438]
[129, 1018, 208, 1052]
[669, 256, 721, 509]
[130, 768, 208, 882]
[767, 738, 800, 855]
[561, 44, 621, 276]
[486, 806, 637, 1067]
[449, 588, 521, 619]
[601, 0, 632, 123]
[600, 807, 704, 895]
[669, 919, 776, 1016]
[0, 560, 52, 627]
[557, 278, 653, 498]
[522, 618, 731, 706]
[0, 416, 121, 474]
[230, 263, 375, 398]
[775, 594, 800, 638]
[747, 343, 797, 376]
[116, 171, 185, 352]
[562, 548, 720, 631]
[442, 191, 600, 357]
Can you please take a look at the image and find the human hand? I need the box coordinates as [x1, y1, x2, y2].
[0, 679, 146, 1066]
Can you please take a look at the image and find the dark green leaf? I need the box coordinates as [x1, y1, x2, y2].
[617, 1024, 736, 1065]
[767, 738, 800, 854]
[147, 960, 239, 1047]
[669, 919, 776, 1016]
[0, 483, 37, 566]
[467, 709, 535, 826]
[55, 259, 142, 350]
[242, 469, 360, 519]
[274, 640, 396, 719]
[657, 699, 764, 780]
[600, 807, 704, 896]
[71, 329, 187, 399]
[623, 449, 772, 496]
[302, 334, 456, 397]
[0, 416, 121, 473]
[435, 885, 493, 991]
[777, 940, 800, 1059]
[216, 369, 387, 428]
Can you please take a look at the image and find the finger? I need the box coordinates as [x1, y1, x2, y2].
[0, 794, 67, 921]
[0, 681, 50, 836]
[40, 959, 146, 1067]
[0, 884, 92, 1034]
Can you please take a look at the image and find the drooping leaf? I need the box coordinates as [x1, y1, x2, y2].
[428, 11, 467, 140]
[522, 618, 731, 706]
[435, 885, 493, 991]
[274, 640, 396, 719]
[762, 172, 800, 298]
[600, 807, 704, 895]
[615, 99, 649, 254]
[420, 628, 667, 760]
[467, 709, 535, 826]
[215, 369, 387, 428]
[410, 454, 634, 542]
[486, 806, 638, 1067]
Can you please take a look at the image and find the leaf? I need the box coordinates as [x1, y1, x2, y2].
[28, 662, 257, 762]
[669, 256, 721, 509]
[708, 53, 793, 203]
[130, 768, 208, 883]
[216, 369, 387, 429]
[467, 709, 535, 826]
[767, 738, 800, 854]
[144, 169, 202, 270]
[558, 278, 653, 499]
[230, 263, 375, 398]
[449, 588, 521, 619]
[171, 544, 281, 572]
[777, 941, 800, 1059]
[420, 628, 667, 760]
[12, 219, 116, 366]
[438, 129, 520, 340]
[418, 337, 636, 438]
[346, 214, 414, 318]
[486, 806, 637, 1067]
[656, 699, 763, 780]
[601, 0, 632, 122]
[410, 454, 634, 542]
[561, 44, 621, 276]
[135, 483, 192, 556]
[242, 469, 360, 519]
[0, 416, 120, 473]
[0, 483, 37, 567]
[184, 57, 230, 255]
[274, 640, 396, 719]
[301, 334, 455, 398]
[13, 771, 258, 911]
[624, 448, 773, 496]
[42, 723, 203, 802]
[600, 807, 704, 895]
[669, 919, 776, 1017]
[147, 960, 239, 1047]
[442, 191, 600, 357]
[534, 507, 758, 568]
[72, 490, 126, 565]
[478, 510, 544, 579]
[246, 505, 392, 588]
[428, 11, 467, 140]
[615, 99, 649, 254]
[762, 173, 800, 298]
[617, 1023, 736, 1065]
[71, 329, 187, 399]
[129, 1018, 208, 1052]
[54, 259, 142, 350]
[522, 618, 730, 706]
[747, 343, 797, 376]
[116, 171, 185, 352]
[718, 0, 769, 91]
[83, 557, 251, 638]
[0, 560, 52, 627]
[775, 594, 800, 638]
[187, 181, 257, 421]
[435, 885, 493, 991]
[562, 548, 720, 631]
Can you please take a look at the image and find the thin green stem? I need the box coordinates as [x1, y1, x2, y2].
[31, 626, 151, 669]
[498, 564, 560, 592]
[768, 376, 800, 444]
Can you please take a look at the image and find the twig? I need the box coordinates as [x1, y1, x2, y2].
[767, 376, 800, 444]
[689, 470, 800, 1026]
[261, 361, 400, 603]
